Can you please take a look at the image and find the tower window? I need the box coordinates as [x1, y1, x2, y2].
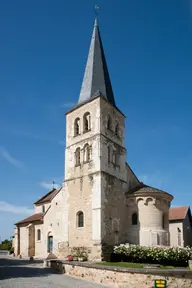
[162, 213, 165, 229]
[107, 115, 112, 130]
[108, 146, 110, 163]
[83, 144, 91, 162]
[42, 205, 45, 213]
[75, 147, 81, 166]
[37, 229, 41, 241]
[132, 213, 138, 225]
[115, 152, 120, 166]
[112, 150, 116, 164]
[115, 123, 119, 136]
[77, 211, 84, 227]
[74, 118, 80, 136]
[83, 112, 91, 132]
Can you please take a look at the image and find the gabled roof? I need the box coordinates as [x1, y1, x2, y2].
[77, 18, 116, 108]
[169, 206, 189, 221]
[34, 188, 60, 205]
[15, 213, 43, 225]
[126, 163, 140, 183]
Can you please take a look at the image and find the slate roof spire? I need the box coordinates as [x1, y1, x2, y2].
[77, 18, 116, 106]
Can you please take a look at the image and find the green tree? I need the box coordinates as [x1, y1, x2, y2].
[0, 239, 12, 251]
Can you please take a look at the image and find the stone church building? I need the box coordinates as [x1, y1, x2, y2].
[14, 18, 175, 260]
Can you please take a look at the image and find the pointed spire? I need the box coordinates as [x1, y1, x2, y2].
[94, 16, 98, 27]
[77, 18, 116, 107]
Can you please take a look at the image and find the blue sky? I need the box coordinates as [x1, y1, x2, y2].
[0, 0, 192, 240]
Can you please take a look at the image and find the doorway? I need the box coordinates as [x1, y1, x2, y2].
[47, 236, 53, 253]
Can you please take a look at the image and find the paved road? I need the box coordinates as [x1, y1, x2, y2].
[0, 257, 108, 288]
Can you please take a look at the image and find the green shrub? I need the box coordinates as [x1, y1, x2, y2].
[113, 244, 192, 267]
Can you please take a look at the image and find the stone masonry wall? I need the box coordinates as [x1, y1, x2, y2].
[19, 225, 29, 257]
[50, 261, 192, 288]
[101, 173, 128, 246]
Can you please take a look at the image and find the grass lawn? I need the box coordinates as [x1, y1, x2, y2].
[96, 262, 144, 268]
[96, 262, 178, 269]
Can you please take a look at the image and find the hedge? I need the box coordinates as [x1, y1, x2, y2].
[113, 244, 192, 267]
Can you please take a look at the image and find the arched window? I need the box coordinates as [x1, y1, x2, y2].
[115, 152, 120, 166]
[83, 112, 91, 132]
[108, 146, 110, 163]
[162, 213, 165, 229]
[77, 211, 84, 227]
[132, 213, 138, 225]
[115, 123, 119, 136]
[112, 150, 116, 164]
[83, 144, 91, 162]
[75, 147, 81, 166]
[37, 229, 41, 241]
[74, 118, 80, 136]
[107, 115, 112, 130]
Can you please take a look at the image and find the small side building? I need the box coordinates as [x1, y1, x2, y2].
[14, 188, 63, 258]
[169, 206, 192, 247]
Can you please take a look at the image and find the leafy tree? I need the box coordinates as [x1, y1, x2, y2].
[0, 239, 12, 251]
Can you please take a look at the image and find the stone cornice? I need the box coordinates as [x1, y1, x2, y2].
[66, 132, 126, 151]
[63, 170, 127, 184]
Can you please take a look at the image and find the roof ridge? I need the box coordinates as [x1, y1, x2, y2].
[142, 183, 169, 194]
[170, 205, 189, 209]
[169, 206, 189, 221]
[15, 212, 43, 225]
[126, 162, 141, 184]
[34, 188, 57, 205]
[49, 187, 62, 202]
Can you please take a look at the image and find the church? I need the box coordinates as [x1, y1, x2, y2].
[14, 18, 187, 260]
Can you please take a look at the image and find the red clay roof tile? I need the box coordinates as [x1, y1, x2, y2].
[169, 206, 189, 221]
[34, 188, 59, 205]
[15, 213, 43, 225]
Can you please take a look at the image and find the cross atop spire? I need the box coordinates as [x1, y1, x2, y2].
[77, 17, 116, 107]
[94, 5, 100, 19]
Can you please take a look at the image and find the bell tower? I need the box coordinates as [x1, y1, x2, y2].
[63, 18, 128, 260]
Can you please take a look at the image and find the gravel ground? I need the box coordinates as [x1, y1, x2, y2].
[0, 257, 108, 288]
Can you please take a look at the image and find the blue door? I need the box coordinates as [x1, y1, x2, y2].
[48, 236, 53, 253]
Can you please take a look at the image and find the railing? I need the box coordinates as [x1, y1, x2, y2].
[0, 250, 9, 256]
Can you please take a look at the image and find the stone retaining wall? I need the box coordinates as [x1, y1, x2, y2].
[50, 260, 192, 288]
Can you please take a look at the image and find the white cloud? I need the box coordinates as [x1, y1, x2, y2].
[0, 147, 23, 168]
[0, 201, 33, 215]
[40, 181, 60, 190]
[61, 102, 75, 108]
[139, 172, 167, 189]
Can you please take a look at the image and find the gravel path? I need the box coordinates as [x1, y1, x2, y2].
[0, 257, 108, 288]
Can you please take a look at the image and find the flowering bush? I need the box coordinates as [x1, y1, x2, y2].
[66, 255, 73, 261]
[113, 244, 192, 267]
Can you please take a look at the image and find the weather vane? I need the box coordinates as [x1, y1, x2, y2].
[94, 5, 100, 17]
[52, 181, 55, 189]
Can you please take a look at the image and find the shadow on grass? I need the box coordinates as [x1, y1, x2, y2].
[0, 257, 57, 280]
